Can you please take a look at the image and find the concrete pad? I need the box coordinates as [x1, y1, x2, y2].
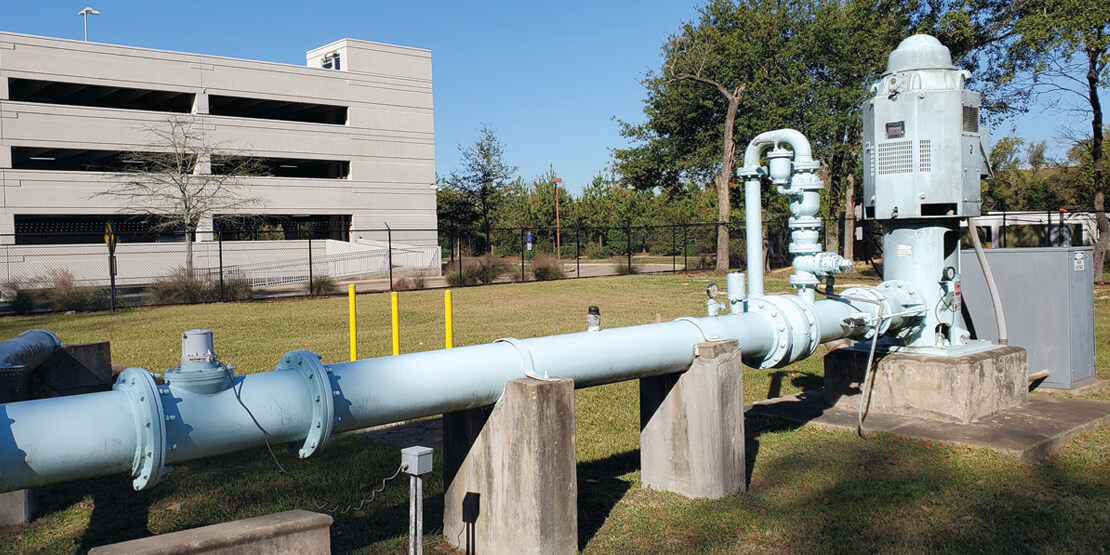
[825, 346, 1028, 423]
[87, 509, 332, 554]
[0, 489, 35, 526]
[1037, 379, 1107, 396]
[746, 391, 1110, 462]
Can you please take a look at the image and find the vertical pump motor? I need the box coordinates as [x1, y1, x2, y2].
[860, 34, 993, 352]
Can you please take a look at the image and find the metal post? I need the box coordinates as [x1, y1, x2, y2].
[386, 223, 394, 292]
[307, 233, 314, 296]
[576, 227, 580, 278]
[521, 228, 526, 282]
[409, 474, 417, 555]
[683, 223, 688, 275]
[627, 225, 632, 271]
[218, 232, 224, 302]
[672, 225, 677, 273]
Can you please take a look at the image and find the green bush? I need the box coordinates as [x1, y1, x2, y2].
[584, 241, 607, 260]
[221, 276, 253, 301]
[147, 270, 216, 305]
[531, 254, 565, 281]
[309, 274, 338, 296]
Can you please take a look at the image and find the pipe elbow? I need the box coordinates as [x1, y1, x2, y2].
[743, 129, 814, 169]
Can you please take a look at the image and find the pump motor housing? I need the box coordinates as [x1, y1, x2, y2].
[862, 34, 991, 220]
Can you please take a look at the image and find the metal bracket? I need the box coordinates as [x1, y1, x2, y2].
[276, 350, 335, 459]
[114, 367, 168, 491]
[673, 317, 719, 344]
[495, 337, 558, 382]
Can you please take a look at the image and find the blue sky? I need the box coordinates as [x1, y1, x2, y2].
[1, 1, 1096, 194]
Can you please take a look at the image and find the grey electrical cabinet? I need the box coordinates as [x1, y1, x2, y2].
[960, 246, 1095, 390]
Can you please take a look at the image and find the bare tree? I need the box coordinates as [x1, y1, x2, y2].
[96, 117, 265, 273]
[664, 34, 746, 273]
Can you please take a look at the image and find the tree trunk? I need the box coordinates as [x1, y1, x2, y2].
[1088, 48, 1106, 284]
[844, 172, 855, 261]
[185, 229, 194, 276]
[715, 93, 741, 273]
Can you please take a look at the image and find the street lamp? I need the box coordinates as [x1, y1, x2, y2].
[551, 177, 563, 261]
[78, 7, 99, 42]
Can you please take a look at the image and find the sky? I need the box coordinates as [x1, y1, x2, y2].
[1, 1, 1097, 195]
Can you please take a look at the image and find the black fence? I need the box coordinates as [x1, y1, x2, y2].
[3, 211, 1105, 315]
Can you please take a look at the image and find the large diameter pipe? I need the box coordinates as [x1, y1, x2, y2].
[0, 293, 899, 493]
[0, 330, 62, 370]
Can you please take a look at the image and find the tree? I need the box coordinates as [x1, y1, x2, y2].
[615, 0, 804, 272]
[444, 125, 517, 253]
[96, 117, 265, 273]
[945, 0, 1109, 280]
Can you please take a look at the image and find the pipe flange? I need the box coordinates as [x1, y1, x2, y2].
[764, 295, 820, 366]
[113, 367, 167, 491]
[276, 350, 335, 459]
[876, 280, 926, 340]
[746, 299, 790, 368]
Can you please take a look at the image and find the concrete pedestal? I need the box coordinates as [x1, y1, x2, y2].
[443, 378, 577, 555]
[824, 345, 1028, 423]
[88, 510, 332, 554]
[640, 339, 745, 498]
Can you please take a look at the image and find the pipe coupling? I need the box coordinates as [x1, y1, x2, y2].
[114, 367, 169, 490]
[275, 350, 336, 459]
[746, 295, 820, 368]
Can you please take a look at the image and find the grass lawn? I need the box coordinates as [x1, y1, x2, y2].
[0, 271, 1108, 553]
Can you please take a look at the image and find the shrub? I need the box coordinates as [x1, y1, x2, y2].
[309, 274, 338, 296]
[221, 276, 254, 301]
[147, 269, 216, 305]
[3, 281, 38, 315]
[444, 260, 479, 287]
[473, 254, 509, 285]
[394, 275, 426, 291]
[584, 241, 607, 260]
[41, 269, 98, 312]
[615, 261, 640, 275]
[531, 254, 565, 281]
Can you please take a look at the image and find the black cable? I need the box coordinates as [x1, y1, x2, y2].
[223, 365, 294, 477]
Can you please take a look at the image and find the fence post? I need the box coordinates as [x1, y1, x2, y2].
[307, 232, 314, 296]
[672, 225, 677, 273]
[521, 228, 526, 282]
[683, 224, 688, 275]
[386, 223, 394, 292]
[627, 224, 632, 271]
[217, 232, 224, 302]
[575, 227, 580, 278]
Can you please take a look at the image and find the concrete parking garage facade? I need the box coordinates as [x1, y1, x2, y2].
[0, 32, 437, 247]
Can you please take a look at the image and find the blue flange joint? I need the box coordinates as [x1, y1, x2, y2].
[276, 350, 335, 459]
[114, 367, 168, 491]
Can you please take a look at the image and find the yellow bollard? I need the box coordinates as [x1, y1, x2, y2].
[348, 284, 357, 361]
[391, 291, 400, 356]
[445, 289, 454, 349]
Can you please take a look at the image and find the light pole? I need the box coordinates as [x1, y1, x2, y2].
[79, 7, 100, 42]
[552, 177, 563, 260]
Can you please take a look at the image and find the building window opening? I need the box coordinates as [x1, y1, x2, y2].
[8, 78, 194, 113]
[211, 156, 349, 179]
[216, 215, 350, 241]
[208, 95, 347, 125]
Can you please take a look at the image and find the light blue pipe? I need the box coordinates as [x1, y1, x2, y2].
[0, 290, 913, 493]
[0, 330, 62, 369]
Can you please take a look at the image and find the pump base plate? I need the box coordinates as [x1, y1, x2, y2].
[746, 391, 1110, 462]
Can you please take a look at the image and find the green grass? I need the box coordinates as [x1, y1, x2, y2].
[1, 272, 1108, 553]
